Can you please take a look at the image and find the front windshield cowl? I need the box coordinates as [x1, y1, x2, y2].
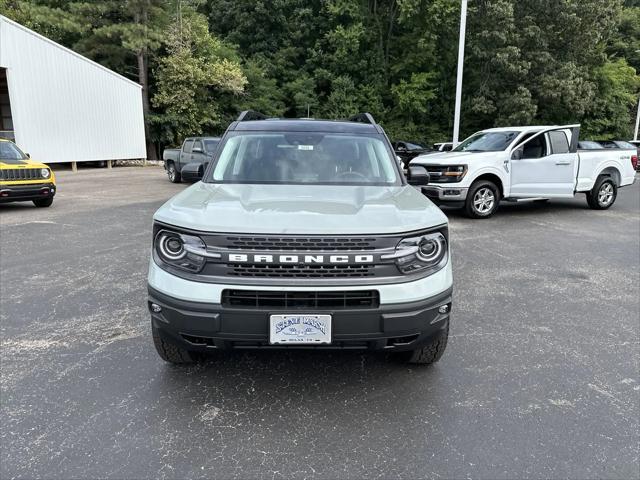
[205, 131, 401, 186]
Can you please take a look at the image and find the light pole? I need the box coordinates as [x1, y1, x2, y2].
[634, 97, 639, 141]
[452, 0, 468, 146]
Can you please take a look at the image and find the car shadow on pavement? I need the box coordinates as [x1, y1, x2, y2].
[0, 202, 41, 210]
[151, 348, 445, 412]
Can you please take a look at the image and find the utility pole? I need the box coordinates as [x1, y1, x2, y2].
[452, 0, 468, 147]
[634, 97, 639, 141]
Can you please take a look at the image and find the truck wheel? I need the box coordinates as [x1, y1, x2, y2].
[167, 162, 181, 183]
[400, 326, 449, 365]
[587, 176, 617, 210]
[465, 180, 500, 218]
[152, 326, 195, 364]
[33, 197, 53, 208]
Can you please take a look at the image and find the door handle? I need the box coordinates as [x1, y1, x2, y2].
[555, 161, 570, 165]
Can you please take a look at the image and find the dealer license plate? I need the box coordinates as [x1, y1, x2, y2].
[269, 314, 332, 345]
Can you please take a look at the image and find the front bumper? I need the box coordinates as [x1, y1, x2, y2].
[149, 285, 452, 352]
[421, 185, 468, 207]
[0, 182, 56, 203]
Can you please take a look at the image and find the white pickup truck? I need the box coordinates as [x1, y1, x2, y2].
[411, 125, 637, 218]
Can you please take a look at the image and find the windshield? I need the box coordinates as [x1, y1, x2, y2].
[207, 132, 400, 185]
[204, 139, 219, 153]
[453, 131, 519, 152]
[404, 142, 425, 150]
[0, 141, 27, 162]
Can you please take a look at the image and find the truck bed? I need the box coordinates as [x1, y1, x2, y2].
[576, 148, 637, 192]
[162, 148, 180, 162]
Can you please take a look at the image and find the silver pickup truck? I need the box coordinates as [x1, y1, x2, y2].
[148, 112, 453, 366]
[162, 136, 220, 183]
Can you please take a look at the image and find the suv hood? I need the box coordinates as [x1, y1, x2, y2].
[410, 150, 499, 165]
[0, 158, 49, 169]
[154, 183, 447, 234]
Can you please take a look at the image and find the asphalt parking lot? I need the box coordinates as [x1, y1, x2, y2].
[1, 166, 639, 479]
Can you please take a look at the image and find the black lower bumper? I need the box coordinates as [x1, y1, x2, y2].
[148, 286, 452, 352]
[0, 183, 56, 203]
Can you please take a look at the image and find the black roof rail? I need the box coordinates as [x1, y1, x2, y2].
[237, 110, 267, 122]
[348, 113, 376, 125]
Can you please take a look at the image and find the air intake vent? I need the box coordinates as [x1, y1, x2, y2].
[225, 236, 377, 251]
[227, 263, 374, 278]
[222, 290, 380, 309]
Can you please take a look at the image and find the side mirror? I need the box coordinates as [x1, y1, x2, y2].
[192, 147, 203, 153]
[511, 148, 523, 160]
[407, 165, 430, 185]
[397, 146, 407, 152]
[25, 153, 30, 158]
[180, 162, 203, 182]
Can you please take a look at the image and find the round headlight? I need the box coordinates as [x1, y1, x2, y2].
[41, 168, 50, 178]
[417, 237, 442, 262]
[158, 233, 185, 260]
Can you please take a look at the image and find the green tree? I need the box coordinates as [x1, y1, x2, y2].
[583, 59, 640, 138]
[4, 0, 640, 145]
[151, 6, 246, 144]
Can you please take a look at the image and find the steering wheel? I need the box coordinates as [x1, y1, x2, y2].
[335, 171, 368, 181]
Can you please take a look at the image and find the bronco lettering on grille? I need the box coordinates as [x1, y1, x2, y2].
[227, 254, 374, 264]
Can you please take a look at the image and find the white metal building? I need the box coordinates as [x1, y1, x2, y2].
[0, 15, 146, 164]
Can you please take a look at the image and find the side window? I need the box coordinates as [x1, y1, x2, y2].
[548, 131, 569, 154]
[193, 140, 203, 152]
[183, 139, 194, 153]
[520, 134, 547, 159]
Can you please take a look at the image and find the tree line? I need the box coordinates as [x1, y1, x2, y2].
[2, 0, 639, 158]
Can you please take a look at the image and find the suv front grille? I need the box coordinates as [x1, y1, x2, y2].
[226, 236, 376, 251]
[0, 168, 45, 181]
[227, 263, 375, 278]
[222, 289, 380, 309]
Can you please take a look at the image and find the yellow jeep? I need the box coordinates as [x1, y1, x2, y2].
[0, 139, 56, 207]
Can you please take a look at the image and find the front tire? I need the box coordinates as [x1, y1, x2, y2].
[587, 176, 617, 210]
[33, 197, 53, 208]
[152, 326, 195, 364]
[167, 162, 181, 183]
[399, 326, 449, 365]
[465, 180, 500, 218]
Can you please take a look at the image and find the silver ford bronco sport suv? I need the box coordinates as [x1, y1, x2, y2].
[148, 111, 453, 364]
